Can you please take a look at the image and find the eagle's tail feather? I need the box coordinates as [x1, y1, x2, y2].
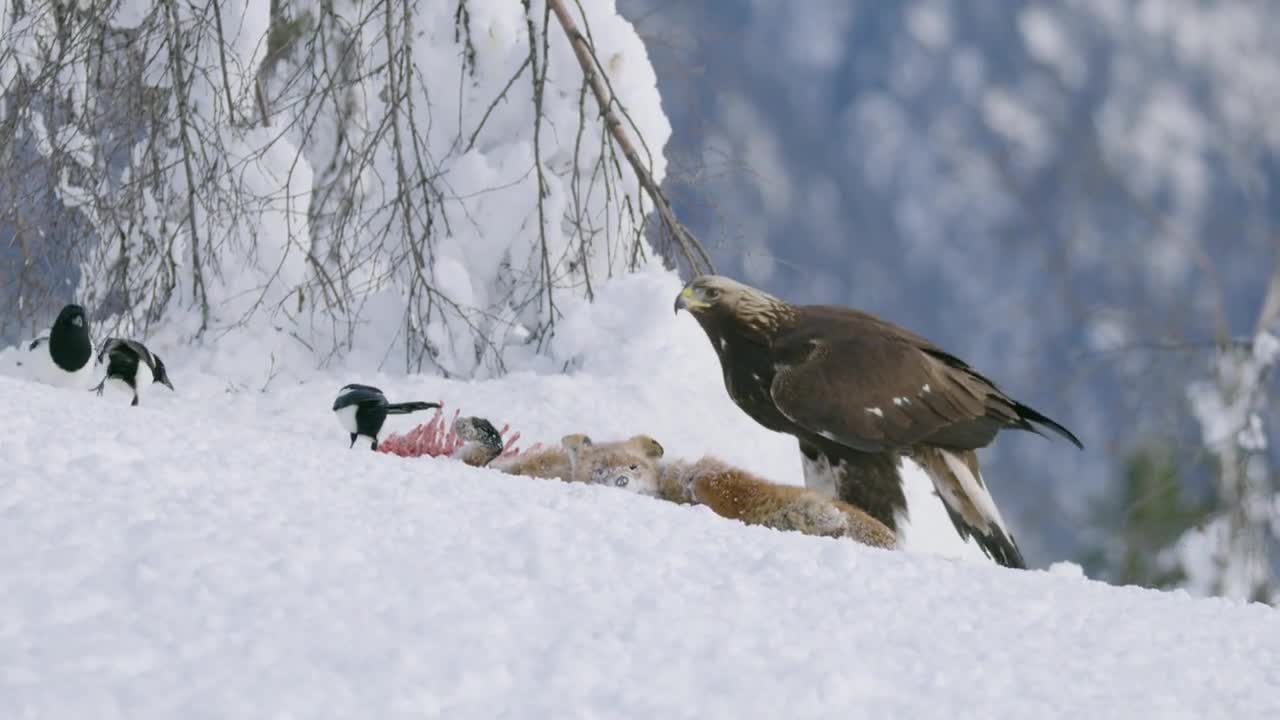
[1014, 401, 1083, 449]
[385, 401, 441, 415]
[937, 504, 1025, 569]
[916, 448, 1027, 570]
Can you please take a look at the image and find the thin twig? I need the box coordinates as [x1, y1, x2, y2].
[544, 0, 714, 277]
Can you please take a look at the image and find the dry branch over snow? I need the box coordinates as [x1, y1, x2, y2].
[546, 0, 713, 277]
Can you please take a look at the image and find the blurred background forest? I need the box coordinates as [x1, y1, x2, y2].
[1, 0, 1276, 601]
[617, 0, 1279, 596]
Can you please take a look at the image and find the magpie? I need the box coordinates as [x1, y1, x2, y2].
[91, 338, 175, 406]
[332, 383, 441, 450]
[18, 303, 97, 389]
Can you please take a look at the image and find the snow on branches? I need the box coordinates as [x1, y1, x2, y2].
[0, 0, 674, 378]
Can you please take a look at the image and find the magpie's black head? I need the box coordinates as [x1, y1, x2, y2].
[53, 304, 88, 331]
[333, 383, 388, 412]
[152, 354, 175, 391]
[48, 303, 92, 372]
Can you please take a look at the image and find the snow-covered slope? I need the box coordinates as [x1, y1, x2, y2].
[2, 272, 1279, 718]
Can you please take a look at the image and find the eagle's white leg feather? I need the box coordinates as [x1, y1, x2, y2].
[800, 453, 839, 500]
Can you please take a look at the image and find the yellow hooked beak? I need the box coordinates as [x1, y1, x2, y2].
[674, 285, 710, 314]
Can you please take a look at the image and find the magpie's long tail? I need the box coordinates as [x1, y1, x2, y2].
[385, 401, 441, 415]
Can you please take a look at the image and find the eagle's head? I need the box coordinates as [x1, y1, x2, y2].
[674, 274, 791, 339]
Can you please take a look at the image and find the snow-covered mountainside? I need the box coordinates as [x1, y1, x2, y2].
[2, 271, 1278, 718]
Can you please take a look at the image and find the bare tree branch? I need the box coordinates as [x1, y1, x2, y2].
[545, 0, 714, 277]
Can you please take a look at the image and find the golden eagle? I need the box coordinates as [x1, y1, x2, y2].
[674, 275, 1082, 568]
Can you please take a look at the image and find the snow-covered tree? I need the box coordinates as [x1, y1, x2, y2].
[1180, 270, 1280, 601]
[0, 0, 674, 377]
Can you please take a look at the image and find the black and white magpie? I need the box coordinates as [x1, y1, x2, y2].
[18, 303, 97, 389]
[91, 338, 175, 406]
[332, 384, 440, 450]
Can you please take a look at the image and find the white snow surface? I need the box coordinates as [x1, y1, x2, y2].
[2, 271, 1279, 717]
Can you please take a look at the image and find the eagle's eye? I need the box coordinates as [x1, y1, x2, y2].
[615, 476, 629, 487]
[705, 288, 720, 301]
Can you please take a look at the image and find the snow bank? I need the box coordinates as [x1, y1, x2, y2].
[2, 371, 1279, 717]
[1, 268, 1002, 562]
[2, 272, 1278, 717]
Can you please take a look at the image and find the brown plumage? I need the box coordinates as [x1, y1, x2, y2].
[674, 274, 1082, 568]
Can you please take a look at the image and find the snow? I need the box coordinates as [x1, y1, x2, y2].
[15, 335, 98, 392]
[106, 0, 153, 30]
[1254, 331, 1280, 366]
[1183, 326, 1279, 599]
[1186, 332, 1277, 454]
[3, 271, 1280, 717]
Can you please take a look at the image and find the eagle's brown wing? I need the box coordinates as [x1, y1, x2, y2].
[767, 306, 1082, 451]
[768, 333, 988, 450]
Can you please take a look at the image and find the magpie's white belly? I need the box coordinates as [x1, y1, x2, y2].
[335, 405, 359, 434]
[133, 359, 154, 398]
[102, 377, 136, 404]
[25, 341, 97, 390]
